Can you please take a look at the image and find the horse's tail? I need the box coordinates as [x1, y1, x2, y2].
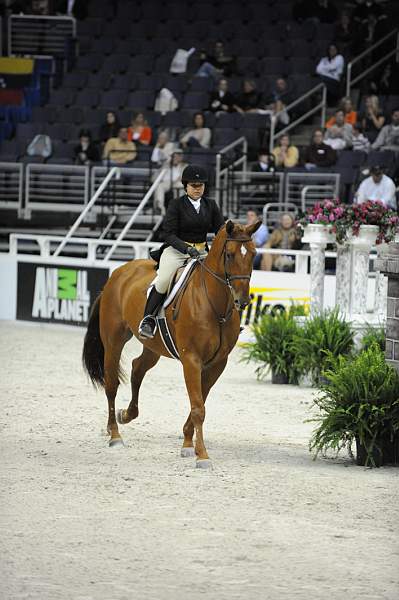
[82, 294, 105, 388]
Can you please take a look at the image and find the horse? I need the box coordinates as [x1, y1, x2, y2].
[82, 219, 261, 468]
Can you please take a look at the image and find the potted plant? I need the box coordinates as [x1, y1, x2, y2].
[291, 308, 354, 386]
[241, 304, 306, 384]
[297, 198, 343, 244]
[309, 343, 399, 467]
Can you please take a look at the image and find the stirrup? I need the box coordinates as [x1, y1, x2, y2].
[138, 316, 158, 339]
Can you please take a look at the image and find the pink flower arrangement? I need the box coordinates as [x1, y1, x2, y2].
[298, 199, 399, 244]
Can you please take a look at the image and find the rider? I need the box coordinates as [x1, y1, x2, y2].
[139, 164, 224, 339]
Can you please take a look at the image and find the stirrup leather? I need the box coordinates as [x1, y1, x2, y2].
[138, 315, 158, 339]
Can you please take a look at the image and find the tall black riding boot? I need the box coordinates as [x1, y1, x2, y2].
[138, 287, 166, 339]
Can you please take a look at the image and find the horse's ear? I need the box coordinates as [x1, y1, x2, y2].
[226, 220, 234, 236]
[246, 220, 262, 236]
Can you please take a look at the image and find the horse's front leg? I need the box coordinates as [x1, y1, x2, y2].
[181, 357, 228, 460]
[182, 355, 211, 468]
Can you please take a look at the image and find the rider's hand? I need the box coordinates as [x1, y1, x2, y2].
[187, 246, 200, 258]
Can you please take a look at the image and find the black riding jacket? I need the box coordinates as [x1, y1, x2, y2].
[162, 194, 224, 254]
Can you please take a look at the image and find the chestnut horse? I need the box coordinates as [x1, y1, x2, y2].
[82, 219, 260, 468]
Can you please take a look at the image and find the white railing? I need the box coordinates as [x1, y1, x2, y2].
[8, 14, 76, 57]
[24, 163, 89, 218]
[9, 233, 161, 263]
[300, 184, 337, 212]
[285, 172, 340, 210]
[53, 167, 120, 257]
[215, 137, 248, 208]
[346, 28, 399, 96]
[269, 83, 327, 153]
[263, 202, 298, 228]
[0, 162, 23, 216]
[103, 168, 167, 260]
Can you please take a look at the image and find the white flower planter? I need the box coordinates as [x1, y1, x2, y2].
[351, 224, 380, 247]
[301, 223, 335, 245]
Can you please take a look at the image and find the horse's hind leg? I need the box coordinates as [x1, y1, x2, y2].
[117, 347, 160, 425]
[181, 358, 228, 459]
[104, 330, 128, 447]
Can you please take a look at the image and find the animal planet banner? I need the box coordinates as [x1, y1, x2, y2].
[16, 262, 109, 326]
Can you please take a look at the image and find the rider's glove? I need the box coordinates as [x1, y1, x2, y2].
[187, 246, 200, 258]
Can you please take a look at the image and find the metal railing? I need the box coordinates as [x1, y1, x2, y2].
[0, 162, 23, 216]
[228, 171, 284, 217]
[24, 163, 90, 218]
[346, 28, 399, 96]
[263, 202, 298, 229]
[269, 83, 327, 153]
[8, 14, 76, 57]
[300, 184, 337, 212]
[285, 172, 340, 210]
[53, 167, 120, 257]
[215, 137, 248, 212]
[90, 166, 152, 211]
[9, 233, 161, 263]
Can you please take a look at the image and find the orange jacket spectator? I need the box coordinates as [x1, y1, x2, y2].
[127, 112, 152, 145]
[326, 96, 357, 127]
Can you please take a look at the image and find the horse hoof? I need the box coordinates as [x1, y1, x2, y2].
[196, 459, 213, 470]
[181, 447, 196, 458]
[116, 409, 125, 424]
[109, 438, 124, 448]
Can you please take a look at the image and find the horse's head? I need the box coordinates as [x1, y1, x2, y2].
[210, 219, 261, 310]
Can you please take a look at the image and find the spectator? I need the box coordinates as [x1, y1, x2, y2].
[372, 108, 399, 152]
[151, 131, 176, 167]
[303, 129, 337, 168]
[99, 111, 120, 145]
[260, 213, 302, 272]
[251, 149, 275, 173]
[264, 77, 294, 106]
[233, 79, 261, 113]
[103, 127, 137, 165]
[272, 134, 299, 169]
[246, 208, 269, 270]
[208, 78, 235, 113]
[316, 43, 344, 105]
[355, 165, 396, 209]
[360, 95, 385, 142]
[153, 150, 187, 214]
[127, 112, 152, 146]
[334, 12, 356, 58]
[352, 123, 371, 152]
[313, 0, 338, 24]
[324, 109, 353, 150]
[180, 112, 211, 149]
[74, 129, 100, 165]
[326, 97, 357, 127]
[197, 41, 235, 80]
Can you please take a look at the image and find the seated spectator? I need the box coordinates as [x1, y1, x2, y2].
[180, 112, 211, 149]
[355, 165, 397, 209]
[264, 77, 294, 106]
[324, 109, 353, 150]
[272, 134, 299, 169]
[127, 112, 152, 146]
[260, 213, 302, 272]
[303, 129, 337, 168]
[208, 78, 235, 113]
[352, 123, 371, 152]
[261, 100, 290, 129]
[246, 208, 269, 270]
[316, 44, 344, 106]
[151, 131, 176, 167]
[326, 97, 357, 127]
[334, 12, 356, 58]
[197, 41, 235, 80]
[372, 108, 399, 152]
[74, 129, 100, 165]
[153, 150, 187, 214]
[360, 95, 385, 143]
[103, 127, 137, 165]
[99, 111, 120, 145]
[251, 149, 275, 173]
[233, 80, 261, 113]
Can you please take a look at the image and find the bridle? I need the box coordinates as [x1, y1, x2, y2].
[198, 235, 253, 324]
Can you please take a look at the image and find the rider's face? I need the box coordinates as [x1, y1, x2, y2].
[187, 182, 205, 199]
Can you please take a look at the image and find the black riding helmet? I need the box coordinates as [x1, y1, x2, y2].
[181, 164, 208, 186]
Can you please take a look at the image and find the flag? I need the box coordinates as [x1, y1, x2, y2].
[0, 57, 34, 90]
